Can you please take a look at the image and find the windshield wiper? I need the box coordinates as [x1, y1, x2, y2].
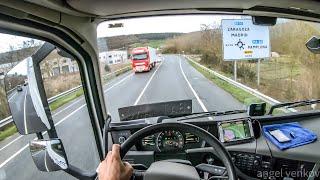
[157, 109, 247, 122]
[268, 99, 320, 115]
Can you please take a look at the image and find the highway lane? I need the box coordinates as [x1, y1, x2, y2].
[7, 85, 47, 135]
[0, 55, 242, 180]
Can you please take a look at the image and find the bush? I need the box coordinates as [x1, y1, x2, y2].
[0, 88, 10, 119]
[200, 50, 219, 65]
[237, 63, 256, 82]
[104, 64, 111, 72]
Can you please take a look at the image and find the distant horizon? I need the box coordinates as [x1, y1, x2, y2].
[97, 15, 241, 38]
[97, 32, 186, 39]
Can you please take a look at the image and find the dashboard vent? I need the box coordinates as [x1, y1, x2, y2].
[142, 135, 155, 146]
[185, 133, 199, 144]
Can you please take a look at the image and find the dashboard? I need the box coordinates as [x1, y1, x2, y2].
[109, 113, 320, 180]
[136, 118, 255, 152]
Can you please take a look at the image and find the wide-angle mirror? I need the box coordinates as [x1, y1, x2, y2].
[4, 57, 50, 134]
[29, 139, 68, 172]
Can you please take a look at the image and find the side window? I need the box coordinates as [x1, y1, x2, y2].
[40, 48, 100, 172]
[0, 34, 100, 180]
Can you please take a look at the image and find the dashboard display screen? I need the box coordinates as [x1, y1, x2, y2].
[218, 119, 253, 143]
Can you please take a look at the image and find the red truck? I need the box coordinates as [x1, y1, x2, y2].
[131, 47, 157, 72]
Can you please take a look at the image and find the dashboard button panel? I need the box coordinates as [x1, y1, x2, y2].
[230, 151, 272, 178]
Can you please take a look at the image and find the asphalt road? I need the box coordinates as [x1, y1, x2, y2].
[0, 55, 243, 180]
[8, 85, 47, 135]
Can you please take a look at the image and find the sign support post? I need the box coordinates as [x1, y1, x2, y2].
[234, 61, 237, 81]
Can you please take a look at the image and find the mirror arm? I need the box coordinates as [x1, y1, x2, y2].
[103, 114, 112, 156]
[64, 164, 97, 180]
[36, 132, 43, 139]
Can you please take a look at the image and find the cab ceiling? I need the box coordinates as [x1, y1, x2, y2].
[65, 0, 320, 18]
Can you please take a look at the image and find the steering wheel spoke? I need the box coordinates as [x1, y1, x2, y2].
[207, 175, 229, 180]
[196, 163, 227, 176]
[131, 169, 146, 180]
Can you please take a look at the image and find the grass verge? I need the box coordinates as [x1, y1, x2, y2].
[49, 88, 84, 112]
[103, 66, 131, 84]
[0, 125, 17, 141]
[190, 57, 292, 116]
[188, 59, 286, 114]
[188, 59, 286, 115]
[50, 67, 131, 112]
[188, 59, 264, 106]
[50, 66, 131, 112]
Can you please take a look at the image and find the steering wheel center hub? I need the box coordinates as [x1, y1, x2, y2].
[144, 161, 199, 180]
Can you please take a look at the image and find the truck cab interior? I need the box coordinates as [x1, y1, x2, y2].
[1, 1, 320, 180]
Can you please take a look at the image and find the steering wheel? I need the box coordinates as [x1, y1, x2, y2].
[120, 122, 237, 180]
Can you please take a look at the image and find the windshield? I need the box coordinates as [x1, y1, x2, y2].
[97, 15, 320, 121]
[132, 53, 148, 60]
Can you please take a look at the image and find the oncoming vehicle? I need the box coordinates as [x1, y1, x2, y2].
[1, 1, 320, 180]
[131, 47, 157, 72]
[16, 85, 23, 92]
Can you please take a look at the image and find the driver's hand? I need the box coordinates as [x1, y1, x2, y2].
[98, 144, 133, 180]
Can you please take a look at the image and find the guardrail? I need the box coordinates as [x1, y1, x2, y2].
[0, 116, 13, 128]
[185, 56, 296, 112]
[47, 85, 82, 104]
[0, 85, 83, 129]
[0, 65, 132, 128]
[6, 87, 17, 95]
[103, 65, 131, 82]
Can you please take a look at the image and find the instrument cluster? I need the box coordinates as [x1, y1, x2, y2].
[141, 130, 200, 152]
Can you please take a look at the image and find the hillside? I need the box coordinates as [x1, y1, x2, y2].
[98, 32, 183, 50]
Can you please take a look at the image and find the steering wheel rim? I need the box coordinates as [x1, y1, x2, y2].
[120, 122, 237, 180]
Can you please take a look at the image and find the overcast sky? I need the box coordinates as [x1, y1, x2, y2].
[0, 34, 35, 53]
[97, 15, 241, 37]
[0, 15, 243, 53]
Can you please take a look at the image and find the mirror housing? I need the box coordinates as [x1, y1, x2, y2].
[306, 36, 320, 54]
[252, 16, 277, 26]
[29, 139, 68, 172]
[5, 57, 51, 134]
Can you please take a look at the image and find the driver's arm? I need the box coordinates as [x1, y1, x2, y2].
[98, 144, 133, 180]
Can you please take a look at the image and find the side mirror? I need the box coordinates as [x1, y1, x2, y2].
[4, 57, 50, 134]
[29, 139, 68, 172]
[306, 36, 320, 54]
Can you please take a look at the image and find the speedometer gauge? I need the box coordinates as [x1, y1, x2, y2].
[156, 130, 184, 152]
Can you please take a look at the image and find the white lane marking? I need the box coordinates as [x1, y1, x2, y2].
[44, 151, 49, 172]
[0, 136, 23, 152]
[55, 104, 86, 126]
[52, 98, 84, 117]
[0, 144, 28, 168]
[0, 72, 132, 167]
[134, 63, 162, 105]
[23, 90, 28, 134]
[179, 57, 213, 120]
[0, 104, 86, 169]
[8, 92, 17, 102]
[104, 73, 133, 93]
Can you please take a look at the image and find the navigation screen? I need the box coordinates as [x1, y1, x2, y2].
[219, 120, 253, 142]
